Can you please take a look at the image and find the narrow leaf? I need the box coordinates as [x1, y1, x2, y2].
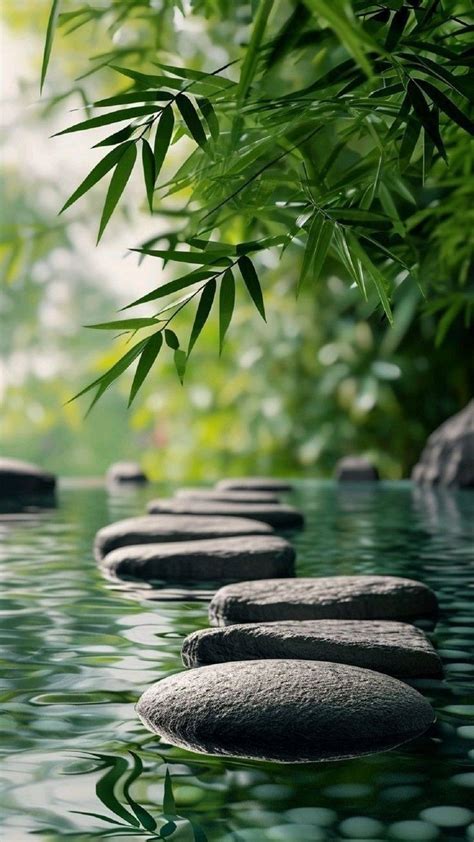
[84, 318, 159, 331]
[349, 235, 393, 323]
[154, 106, 175, 181]
[128, 332, 162, 406]
[407, 80, 447, 162]
[68, 337, 148, 403]
[54, 106, 160, 136]
[97, 143, 137, 242]
[238, 255, 266, 321]
[164, 329, 179, 350]
[142, 139, 156, 211]
[94, 125, 135, 148]
[416, 79, 474, 135]
[197, 98, 219, 141]
[41, 0, 61, 92]
[174, 349, 187, 384]
[122, 270, 213, 310]
[59, 143, 132, 214]
[219, 269, 235, 354]
[298, 213, 324, 293]
[131, 248, 229, 266]
[311, 219, 333, 285]
[111, 66, 185, 90]
[163, 769, 177, 817]
[176, 94, 208, 149]
[188, 279, 216, 356]
[385, 7, 410, 52]
[399, 113, 422, 170]
[95, 91, 174, 107]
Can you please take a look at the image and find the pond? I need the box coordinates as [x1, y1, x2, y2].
[1, 480, 473, 841]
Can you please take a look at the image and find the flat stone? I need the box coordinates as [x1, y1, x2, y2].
[106, 461, 148, 484]
[94, 514, 273, 560]
[146, 499, 304, 529]
[412, 400, 474, 487]
[182, 619, 442, 677]
[0, 458, 56, 499]
[102, 534, 295, 581]
[209, 576, 438, 626]
[136, 659, 435, 762]
[216, 477, 293, 492]
[175, 487, 280, 504]
[336, 456, 379, 481]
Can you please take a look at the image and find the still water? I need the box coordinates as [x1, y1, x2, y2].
[1, 480, 473, 841]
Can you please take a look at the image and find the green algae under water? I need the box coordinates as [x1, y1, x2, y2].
[1, 480, 473, 841]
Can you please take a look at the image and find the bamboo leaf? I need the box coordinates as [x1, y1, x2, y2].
[197, 98, 219, 141]
[128, 332, 163, 405]
[111, 66, 184, 90]
[97, 143, 137, 242]
[298, 213, 324, 293]
[174, 349, 187, 383]
[68, 337, 148, 404]
[54, 106, 160, 136]
[219, 269, 235, 354]
[154, 107, 175, 181]
[303, 0, 375, 77]
[122, 270, 214, 310]
[188, 279, 216, 356]
[238, 255, 266, 321]
[41, 0, 61, 92]
[84, 318, 159, 330]
[94, 125, 135, 148]
[142, 139, 156, 211]
[95, 91, 174, 107]
[95, 757, 140, 827]
[416, 79, 474, 135]
[399, 113, 422, 170]
[349, 234, 393, 323]
[385, 7, 410, 52]
[164, 329, 179, 350]
[131, 248, 229, 266]
[407, 80, 447, 163]
[123, 752, 157, 832]
[176, 94, 208, 149]
[311, 219, 334, 286]
[163, 769, 177, 817]
[59, 143, 132, 214]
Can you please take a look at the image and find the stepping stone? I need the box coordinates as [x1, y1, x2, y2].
[216, 477, 293, 492]
[94, 514, 273, 560]
[209, 576, 438, 626]
[336, 456, 379, 481]
[136, 659, 435, 763]
[146, 499, 304, 530]
[106, 461, 148, 484]
[175, 487, 280, 504]
[102, 535, 295, 581]
[182, 619, 442, 677]
[0, 458, 56, 499]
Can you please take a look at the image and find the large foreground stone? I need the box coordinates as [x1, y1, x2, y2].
[209, 576, 438, 625]
[336, 456, 379, 481]
[412, 400, 474, 487]
[175, 487, 280, 504]
[182, 619, 442, 677]
[106, 461, 148, 484]
[147, 499, 304, 529]
[0, 458, 56, 499]
[216, 477, 293, 492]
[136, 660, 435, 762]
[102, 535, 295, 581]
[94, 515, 272, 560]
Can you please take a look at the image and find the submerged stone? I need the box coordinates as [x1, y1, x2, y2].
[106, 461, 148, 484]
[412, 400, 474, 487]
[102, 534, 295, 581]
[175, 487, 280, 504]
[146, 499, 304, 529]
[209, 576, 438, 626]
[0, 458, 56, 499]
[136, 659, 435, 763]
[216, 477, 293, 492]
[94, 514, 273, 560]
[336, 456, 379, 481]
[182, 619, 442, 677]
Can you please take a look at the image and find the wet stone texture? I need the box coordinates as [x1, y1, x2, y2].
[106, 461, 148, 484]
[182, 619, 443, 677]
[335, 456, 379, 482]
[94, 514, 273, 560]
[0, 457, 56, 499]
[209, 575, 438, 626]
[174, 487, 280, 504]
[136, 659, 435, 763]
[412, 399, 474, 487]
[146, 499, 304, 530]
[216, 477, 294, 492]
[101, 535, 295, 582]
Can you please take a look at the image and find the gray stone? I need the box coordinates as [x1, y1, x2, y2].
[94, 514, 273, 560]
[182, 619, 442, 677]
[136, 659, 435, 763]
[412, 400, 474, 487]
[336, 456, 379, 481]
[146, 499, 304, 529]
[102, 535, 295, 581]
[175, 487, 280, 504]
[0, 458, 56, 499]
[209, 576, 438, 626]
[106, 461, 148, 484]
[216, 477, 293, 492]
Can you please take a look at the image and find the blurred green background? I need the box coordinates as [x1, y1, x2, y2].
[1, 2, 472, 481]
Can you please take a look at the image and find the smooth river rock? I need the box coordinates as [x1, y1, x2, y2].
[136, 659, 435, 762]
[146, 499, 304, 529]
[102, 534, 295, 581]
[106, 461, 148, 484]
[336, 456, 379, 481]
[175, 487, 280, 504]
[209, 575, 438, 625]
[182, 619, 442, 677]
[94, 514, 273, 560]
[412, 400, 474, 487]
[0, 458, 56, 499]
[216, 477, 293, 492]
